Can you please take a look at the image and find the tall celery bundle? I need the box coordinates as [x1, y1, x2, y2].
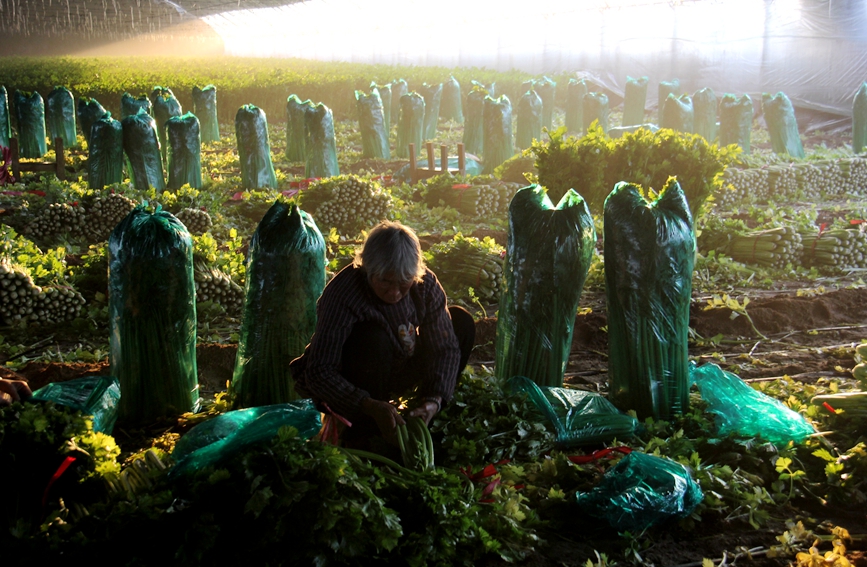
[534, 76, 557, 131]
[355, 90, 390, 160]
[622, 76, 648, 127]
[420, 82, 443, 141]
[166, 112, 202, 190]
[719, 93, 753, 153]
[658, 79, 680, 122]
[370, 82, 393, 132]
[390, 78, 408, 129]
[151, 86, 183, 163]
[762, 92, 805, 158]
[192, 85, 220, 143]
[0, 86, 10, 148]
[121, 92, 151, 118]
[122, 108, 165, 191]
[496, 185, 596, 387]
[516, 90, 543, 151]
[109, 205, 200, 424]
[441, 76, 463, 123]
[693, 87, 718, 143]
[565, 79, 587, 133]
[396, 92, 425, 159]
[304, 102, 340, 178]
[46, 86, 76, 149]
[77, 97, 107, 148]
[661, 94, 693, 134]
[232, 202, 326, 408]
[583, 92, 609, 136]
[13, 90, 47, 158]
[855, 82, 867, 154]
[235, 104, 277, 189]
[604, 179, 695, 420]
[482, 95, 513, 175]
[88, 113, 124, 190]
[286, 94, 313, 162]
[463, 87, 486, 156]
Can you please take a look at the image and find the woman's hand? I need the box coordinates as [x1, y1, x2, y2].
[0, 379, 32, 407]
[361, 397, 405, 444]
[408, 397, 441, 426]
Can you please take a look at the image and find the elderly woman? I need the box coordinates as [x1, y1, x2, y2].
[291, 220, 474, 446]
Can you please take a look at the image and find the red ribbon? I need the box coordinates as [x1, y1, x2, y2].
[822, 402, 837, 415]
[809, 222, 828, 261]
[42, 456, 77, 508]
[566, 446, 632, 465]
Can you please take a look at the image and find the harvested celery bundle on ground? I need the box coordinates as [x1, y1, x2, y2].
[166, 112, 202, 190]
[192, 84, 220, 144]
[396, 91, 425, 159]
[355, 89, 390, 160]
[299, 174, 392, 237]
[285, 94, 313, 162]
[723, 225, 802, 269]
[304, 102, 340, 179]
[235, 104, 277, 189]
[122, 108, 165, 191]
[425, 233, 504, 307]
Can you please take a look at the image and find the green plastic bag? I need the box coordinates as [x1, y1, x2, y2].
[463, 87, 486, 156]
[719, 93, 753, 153]
[855, 83, 867, 155]
[483, 95, 513, 175]
[192, 84, 220, 144]
[623, 76, 648, 127]
[535, 76, 557, 131]
[396, 92, 425, 159]
[690, 362, 814, 445]
[109, 205, 200, 424]
[693, 87, 718, 143]
[166, 112, 202, 190]
[151, 86, 182, 163]
[46, 86, 77, 149]
[441, 76, 463, 124]
[509, 376, 638, 446]
[471, 80, 496, 97]
[575, 451, 703, 532]
[232, 202, 326, 408]
[286, 95, 313, 163]
[32, 376, 121, 434]
[516, 90, 543, 150]
[88, 113, 124, 190]
[583, 92, 609, 136]
[604, 179, 695, 420]
[355, 90, 390, 160]
[661, 93, 694, 133]
[77, 97, 107, 148]
[420, 82, 443, 141]
[13, 90, 47, 158]
[496, 185, 596, 387]
[169, 400, 322, 478]
[235, 104, 277, 189]
[390, 78, 408, 130]
[121, 92, 152, 118]
[565, 78, 587, 133]
[0, 86, 10, 149]
[370, 82, 393, 133]
[762, 92, 805, 158]
[304, 102, 340, 179]
[122, 108, 165, 191]
[658, 79, 680, 122]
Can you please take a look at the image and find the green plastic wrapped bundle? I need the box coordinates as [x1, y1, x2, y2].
[583, 92, 609, 136]
[622, 76, 648, 127]
[463, 87, 486, 156]
[658, 79, 680, 122]
[661, 94, 694, 133]
[441, 76, 463, 123]
[355, 90, 390, 160]
[121, 92, 151, 118]
[521, 79, 536, 95]
[396, 92, 425, 159]
[516, 90, 543, 150]
[108, 205, 200, 424]
[390, 78, 408, 128]
[232, 202, 326, 408]
[88, 113, 124, 190]
[286, 95, 313, 162]
[535, 76, 557, 130]
[77, 97, 107, 148]
[0, 86, 10, 148]
[13, 90, 47, 158]
[304, 102, 340, 179]
[471, 80, 496, 97]
[192, 85, 220, 144]
[855, 83, 867, 154]
[692, 87, 718, 142]
[496, 185, 596, 387]
[575, 451, 703, 532]
[565, 78, 587, 133]
[32, 376, 121, 434]
[604, 179, 695, 420]
[235, 104, 278, 189]
[122, 108, 165, 191]
[482, 95, 513, 174]
[690, 362, 814, 445]
[46, 86, 77, 149]
[762, 92, 805, 158]
[151, 87, 182, 163]
[719, 93, 753, 153]
[370, 82, 393, 132]
[420, 82, 443, 141]
[166, 112, 202, 190]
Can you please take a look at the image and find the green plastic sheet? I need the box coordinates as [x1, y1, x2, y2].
[390, 79, 408, 130]
[719, 93, 753, 153]
[121, 92, 151, 118]
[604, 179, 695, 420]
[88, 113, 124, 190]
[77, 97, 107, 148]
[232, 202, 326, 408]
[0, 86, 9, 149]
[482, 95, 513, 175]
[658, 79, 680, 123]
[441, 76, 463, 124]
[421, 82, 443, 141]
[166, 112, 202, 190]
[122, 108, 165, 191]
[693, 87, 718, 143]
[583, 92, 609, 136]
[396, 92, 425, 159]
[304, 102, 340, 179]
[286, 95, 313, 163]
[496, 185, 596, 387]
[471, 80, 496, 97]
[109, 205, 200, 424]
[575, 451, 703, 532]
[32, 376, 121, 434]
[463, 87, 486, 156]
[13, 90, 47, 158]
[516, 90, 543, 151]
[565, 78, 587, 133]
[855, 83, 867, 154]
[151, 86, 182, 163]
[623, 76, 648, 127]
[370, 82, 393, 133]
[46, 86, 76, 149]
[535, 76, 556, 131]
[235, 104, 278, 189]
[661, 94, 694, 133]
[192, 85, 220, 144]
[355, 90, 390, 160]
[762, 92, 805, 158]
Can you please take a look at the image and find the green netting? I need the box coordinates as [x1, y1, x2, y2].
[661, 94, 694, 133]
[192, 84, 220, 144]
[396, 91, 425, 159]
[166, 112, 202, 190]
[575, 451, 703, 532]
[390, 79, 408, 129]
[583, 92, 610, 136]
[121, 92, 152, 118]
[441, 76, 463, 124]
[108, 205, 200, 424]
[77, 97, 107, 148]
[565, 78, 587, 133]
[658, 79, 680, 122]
[304, 102, 340, 179]
[762, 92, 805, 159]
[855, 83, 867, 155]
[32, 376, 121, 434]
[622, 76, 648, 127]
[692, 87, 718, 143]
[604, 179, 695, 420]
[286, 95, 313, 163]
[122, 108, 165, 191]
[355, 90, 390, 160]
[232, 202, 326, 408]
[719, 93, 753, 153]
[482, 95, 513, 175]
[235, 104, 278, 189]
[88, 113, 124, 190]
[535, 76, 556, 131]
[516, 90, 543, 151]
[0, 86, 10, 149]
[151, 86, 183, 163]
[13, 90, 47, 158]
[370, 82, 393, 132]
[508, 376, 638, 446]
[690, 362, 814, 445]
[420, 82, 443, 141]
[496, 185, 596, 387]
[45, 86, 76, 149]
[463, 87, 486, 156]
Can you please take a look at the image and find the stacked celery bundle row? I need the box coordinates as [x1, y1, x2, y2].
[722, 226, 803, 270]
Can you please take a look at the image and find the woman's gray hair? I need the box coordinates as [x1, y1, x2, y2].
[354, 221, 425, 283]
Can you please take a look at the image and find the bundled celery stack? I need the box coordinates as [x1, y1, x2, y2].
[300, 174, 392, 237]
[175, 207, 212, 235]
[799, 226, 867, 271]
[193, 256, 244, 316]
[723, 226, 802, 269]
[422, 174, 514, 218]
[0, 260, 86, 326]
[425, 233, 504, 305]
[86, 193, 137, 242]
[26, 202, 88, 240]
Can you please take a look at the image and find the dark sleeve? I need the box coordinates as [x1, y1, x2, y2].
[416, 270, 460, 402]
